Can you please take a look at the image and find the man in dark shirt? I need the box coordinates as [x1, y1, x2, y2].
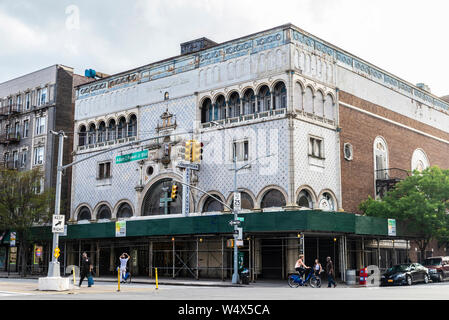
[79, 252, 93, 287]
[326, 256, 337, 288]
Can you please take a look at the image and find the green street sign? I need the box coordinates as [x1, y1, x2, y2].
[237, 217, 245, 222]
[116, 150, 149, 164]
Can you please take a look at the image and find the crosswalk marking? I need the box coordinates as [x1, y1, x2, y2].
[0, 291, 34, 297]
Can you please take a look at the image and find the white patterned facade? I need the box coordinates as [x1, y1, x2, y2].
[71, 22, 449, 222]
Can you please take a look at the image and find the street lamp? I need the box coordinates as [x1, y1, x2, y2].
[230, 153, 275, 284]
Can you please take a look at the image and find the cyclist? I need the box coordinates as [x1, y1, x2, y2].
[295, 254, 309, 280]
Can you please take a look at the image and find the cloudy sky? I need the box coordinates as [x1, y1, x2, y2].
[0, 0, 448, 97]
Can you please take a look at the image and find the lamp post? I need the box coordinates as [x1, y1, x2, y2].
[230, 153, 275, 284]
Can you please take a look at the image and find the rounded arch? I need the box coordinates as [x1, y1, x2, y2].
[214, 94, 227, 120]
[374, 136, 389, 197]
[254, 82, 271, 95]
[257, 185, 288, 209]
[78, 124, 87, 146]
[317, 189, 338, 211]
[139, 173, 193, 216]
[201, 97, 213, 123]
[199, 95, 213, 109]
[87, 123, 96, 145]
[314, 89, 325, 117]
[197, 191, 226, 213]
[304, 85, 314, 114]
[75, 203, 93, 221]
[411, 148, 430, 173]
[295, 185, 317, 209]
[272, 81, 287, 110]
[126, 112, 137, 123]
[113, 200, 135, 219]
[93, 202, 113, 220]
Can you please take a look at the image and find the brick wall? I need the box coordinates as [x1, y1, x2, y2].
[339, 91, 449, 214]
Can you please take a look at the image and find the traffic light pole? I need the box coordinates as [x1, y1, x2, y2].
[232, 156, 239, 284]
[47, 130, 65, 278]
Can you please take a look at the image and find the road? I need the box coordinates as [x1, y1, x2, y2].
[0, 278, 449, 300]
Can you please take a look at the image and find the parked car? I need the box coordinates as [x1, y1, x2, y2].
[380, 263, 429, 286]
[423, 256, 449, 282]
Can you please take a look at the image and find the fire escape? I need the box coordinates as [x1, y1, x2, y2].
[0, 103, 21, 170]
[375, 168, 410, 198]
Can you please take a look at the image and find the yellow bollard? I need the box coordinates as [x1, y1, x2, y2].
[155, 268, 158, 290]
[117, 267, 121, 292]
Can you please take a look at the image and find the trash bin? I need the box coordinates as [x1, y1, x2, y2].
[346, 269, 356, 285]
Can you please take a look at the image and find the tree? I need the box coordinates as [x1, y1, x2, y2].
[0, 168, 54, 276]
[359, 166, 449, 262]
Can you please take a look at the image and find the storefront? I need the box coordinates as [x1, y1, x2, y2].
[30, 210, 419, 281]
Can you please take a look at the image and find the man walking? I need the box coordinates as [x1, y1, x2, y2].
[119, 252, 131, 283]
[79, 252, 93, 287]
[326, 256, 337, 288]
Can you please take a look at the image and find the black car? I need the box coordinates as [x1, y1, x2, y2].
[380, 263, 429, 286]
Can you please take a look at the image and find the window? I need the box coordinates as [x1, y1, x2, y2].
[318, 192, 335, 211]
[232, 140, 249, 162]
[98, 161, 111, 180]
[14, 122, 20, 139]
[36, 89, 41, 106]
[35, 116, 46, 135]
[25, 93, 31, 110]
[21, 150, 27, 168]
[374, 137, 388, 180]
[23, 120, 29, 138]
[40, 87, 47, 105]
[309, 136, 324, 159]
[33, 146, 44, 165]
[297, 190, 313, 208]
[202, 196, 224, 213]
[117, 203, 133, 218]
[78, 206, 91, 221]
[273, 82, 287, 110]
[344, 143, 353, 161]
[261, 189, 286, 209]
[13, 151, 18, 169]
[16, 95, 22, 111]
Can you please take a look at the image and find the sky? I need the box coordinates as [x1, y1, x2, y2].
[0, 0, 448, 97]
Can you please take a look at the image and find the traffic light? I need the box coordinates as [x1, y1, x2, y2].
[184, 140, 193, 161]
[54, 247, 60, 259]
[171, 184, 178, 200]
[192, 141, 203, 163]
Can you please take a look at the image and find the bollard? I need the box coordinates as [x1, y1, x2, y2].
[117, 267, 121, 292]
[155, 268, 158, 290]
[72, 266, 76, 286]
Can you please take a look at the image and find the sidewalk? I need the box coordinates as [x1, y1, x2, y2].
[0, 272, 351, 288]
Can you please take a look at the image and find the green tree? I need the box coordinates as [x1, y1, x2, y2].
[359, 166, 449, 262]
[0, 168, 54, 276]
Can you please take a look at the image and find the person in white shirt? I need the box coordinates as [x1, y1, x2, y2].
[119, 252, 131, 283]
[295, 254, 309, 279]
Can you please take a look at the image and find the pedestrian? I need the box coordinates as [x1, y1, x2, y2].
[326, 256, 337, 288]
[79, 252, 93, 287]
[313, 259, 323, 278]
[119, 252, 131, 283]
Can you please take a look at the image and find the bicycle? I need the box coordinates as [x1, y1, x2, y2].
[117, 267, 132, 284]
[288, 268, 321, 288]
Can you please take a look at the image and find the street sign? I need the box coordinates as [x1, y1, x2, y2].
[115, 221, 126, 237]
[233, 192, 241, 211]
[116, 150, 149, 164]
[388, 219, 396, 236]
[52, 215, 65, 233]
[237, 227, 243, 241]
[237, 217, 245, 222]
[177, 161, 200, 171]
[229, 220, 241, 226]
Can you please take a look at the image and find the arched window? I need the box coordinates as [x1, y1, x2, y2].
[258, 86, 271, 112]
[201, 98, 213, 123]
[318, 192, 335, 211]
[215, 95, 226, 120]
[228, 92, 240, 118]
[78, 206, 91, 221]
[242, 89, 255, 115]
[88, 123, 96, 145]
[315, 91, 324, 117]
[97, 204, 111, 220]
[261, 189, 286, 209]
[142, 178, 183, 216]
[304, 87, 314, 114]
[411, 149, 430, 173]
[230, 192, 254, 210]
[273, 82, 287, 110]
[127, 114, 137, 137]
[324, 94, 335, 120]
[107, 119, 116, 141]
[202, 196, 224, 213]
[374, 137, 388, 180]
[97, 121, 106, 143]
[117, 117, 127, 139]
[297, 190, 313, 209]
[78, 125, 86, 146]
[117, 203, 133, 219]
